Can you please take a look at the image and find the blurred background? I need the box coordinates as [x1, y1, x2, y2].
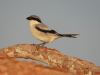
[0, 0, 100, 66]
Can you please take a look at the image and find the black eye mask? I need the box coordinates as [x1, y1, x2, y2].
[26, 17, 41, 23]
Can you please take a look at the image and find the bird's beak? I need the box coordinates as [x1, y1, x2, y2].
[26, 17, 29, 20]
[26, 17, 33, 20]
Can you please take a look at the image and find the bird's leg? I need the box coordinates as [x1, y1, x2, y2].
[31, 42, 46, 47]
[37, 42, 46, 49]
[40, 42, 46, 47]
[38, 42, 45, 46]
[31, 42, 43, 46]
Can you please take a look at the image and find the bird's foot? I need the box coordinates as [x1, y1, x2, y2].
[36, 43, 46, 49]
[30, 43, 39, 46]
[30, 42, 46, 49]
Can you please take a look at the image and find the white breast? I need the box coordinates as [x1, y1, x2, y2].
[30, 26, 59, 43]
[30, 26, 49, 43]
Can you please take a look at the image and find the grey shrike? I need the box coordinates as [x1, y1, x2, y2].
[26, 15, 79, 47]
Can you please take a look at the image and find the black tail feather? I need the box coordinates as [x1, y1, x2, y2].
[58, 34, 79, 38]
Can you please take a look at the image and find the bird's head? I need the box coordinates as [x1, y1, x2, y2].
[26, 15, 42, 25]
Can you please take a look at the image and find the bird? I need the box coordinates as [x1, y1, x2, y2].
[26, 15, 79, 47]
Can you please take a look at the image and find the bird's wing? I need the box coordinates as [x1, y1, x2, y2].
[36, 23, 51, 30]
[35, 24, 57, 34]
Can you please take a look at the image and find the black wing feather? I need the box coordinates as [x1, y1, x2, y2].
[35, 26, 57, 34]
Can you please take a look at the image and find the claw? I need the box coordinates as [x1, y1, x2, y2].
[30, 42, 46, 49]
[30, 43, 36, 45]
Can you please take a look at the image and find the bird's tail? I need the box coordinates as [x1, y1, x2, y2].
[58, 34, 79, 38]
